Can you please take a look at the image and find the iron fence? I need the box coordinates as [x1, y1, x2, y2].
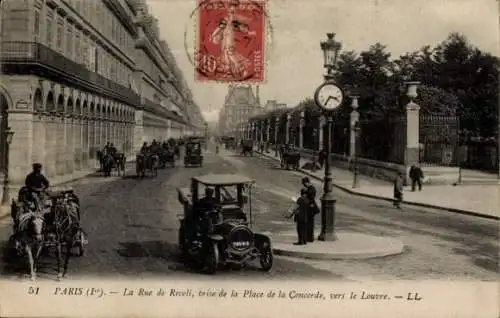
[419, 114, 459, 167]
[359, 116, 406, 164]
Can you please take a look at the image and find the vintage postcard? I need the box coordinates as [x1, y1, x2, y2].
[0, 0, 498, 317]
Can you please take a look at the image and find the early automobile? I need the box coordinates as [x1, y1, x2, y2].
[177, 174, 273, 274]
[184, 141, 203, 167]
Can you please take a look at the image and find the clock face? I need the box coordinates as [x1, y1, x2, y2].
[315, 83, 344, 110]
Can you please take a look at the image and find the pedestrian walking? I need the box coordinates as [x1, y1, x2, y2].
[393, 172, 404, 209]
[287, 189, 309, 245]
[302, 177, 319, 242]
[409, 165, 424, 191]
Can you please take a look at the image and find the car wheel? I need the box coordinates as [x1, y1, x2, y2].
[204, 242, 219, 274]
[259, 244, 273, 271]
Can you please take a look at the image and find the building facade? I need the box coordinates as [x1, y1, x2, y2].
[0, 0, 204, 199]
[217, 84, 262, 137]
[263, 100, 286, 112]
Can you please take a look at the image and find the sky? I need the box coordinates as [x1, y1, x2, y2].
[147, 0, 499, 122]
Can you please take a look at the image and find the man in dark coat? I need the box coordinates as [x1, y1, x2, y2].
[302, 177, 319, 242]
[25, 163, 50, 198]
[288, 189, 309, 245]
[409, 165, 424, 191]
[393, 172, 404, 209]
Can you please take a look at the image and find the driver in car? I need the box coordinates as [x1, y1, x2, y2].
[195, 187, 219, 235]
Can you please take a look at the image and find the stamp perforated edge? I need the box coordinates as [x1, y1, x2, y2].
[184, 0, 273, 85]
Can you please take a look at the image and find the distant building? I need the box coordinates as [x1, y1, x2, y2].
[218, 85, 262, 136]
[263, 100, 287, 112]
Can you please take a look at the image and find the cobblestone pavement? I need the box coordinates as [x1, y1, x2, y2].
[0, 148, 497, 281]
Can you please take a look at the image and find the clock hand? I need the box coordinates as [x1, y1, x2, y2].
[325, 96, 333, 105]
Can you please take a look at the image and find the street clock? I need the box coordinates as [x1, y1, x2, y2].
[314, 81, 344, 111]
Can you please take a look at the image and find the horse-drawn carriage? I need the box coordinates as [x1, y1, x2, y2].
[177, 174, 273, 274]
[240, 140, 253, 156]
[8, 187, 86, 281]
[136, 152, 159, 178]
[184, 141, 203, 167]
[281, 147, 301, 170]
[97, 150, 126, 177]
[159, 147, 176, 168]
[221, 136, 237, 150]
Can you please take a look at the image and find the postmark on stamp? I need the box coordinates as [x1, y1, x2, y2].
[194, 0, 267, 83]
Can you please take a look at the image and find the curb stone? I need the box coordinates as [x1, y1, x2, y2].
[255, 151, 500, 221]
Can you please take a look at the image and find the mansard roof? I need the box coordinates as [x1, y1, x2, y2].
[224, 85, 259, 106]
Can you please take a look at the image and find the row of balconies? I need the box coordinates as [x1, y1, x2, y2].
[0, 41, 192, 126]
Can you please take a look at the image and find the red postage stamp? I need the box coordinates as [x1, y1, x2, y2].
[195, 0, 266, 83]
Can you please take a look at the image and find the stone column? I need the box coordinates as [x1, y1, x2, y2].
[299, 111, 305, 149]
[6, 112, 34, 193]
[349, 96, 360, 160]
[260, 119, 266, 144]
[84, 116, 90, 169]
[31, 112, 46, 166]
[318, 115, 325, 151]
[133, 110, 145, 153]
[285, 114, 291, 144]
[266, 119, 270, 143]
[55, 113, 65, 176]
[44, 115, 57, 178]
[274, 120, 279, 144]
[65, 114, 74, 174]
[89, 117, 96, 168]
[74, 115, 82, 171]
[405, 82, 421, 176]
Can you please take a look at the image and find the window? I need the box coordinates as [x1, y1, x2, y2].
[34, 10, 40, 38]
[66, 26, 73, 57]
[111, 17, 115, 41]
[56, 22, 63, 49]
[82, 38, 88, 67]
[46, 16, 53, 46]
[75, 31, 80, 63]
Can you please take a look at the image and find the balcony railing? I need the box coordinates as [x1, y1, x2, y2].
[143, 97, 187, 125]
[0, 41, 141, 105]
[1, 41, 192, 126]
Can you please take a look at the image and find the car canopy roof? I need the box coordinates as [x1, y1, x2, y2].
[193, 174, 255, 186]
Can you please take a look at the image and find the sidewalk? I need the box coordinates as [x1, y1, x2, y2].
[255, 150, 500, 220]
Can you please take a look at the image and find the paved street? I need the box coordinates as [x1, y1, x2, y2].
[0, 147, 498, 281]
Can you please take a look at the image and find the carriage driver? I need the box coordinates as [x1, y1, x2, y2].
[25, 163, 50, 200]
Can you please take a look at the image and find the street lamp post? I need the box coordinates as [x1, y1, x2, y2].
[274, 119, 279, 157]
[2, 126, 15, 205]
[204, 122, 208, 149]
[352, 121, 361, 188]
[314, 32, 343, 242]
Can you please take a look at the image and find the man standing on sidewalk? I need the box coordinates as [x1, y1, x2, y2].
[302, 177, 319, 242]
[393, 172, 404, 209]
[409, 165, 424, 191]
[287, 189, 309, 245]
